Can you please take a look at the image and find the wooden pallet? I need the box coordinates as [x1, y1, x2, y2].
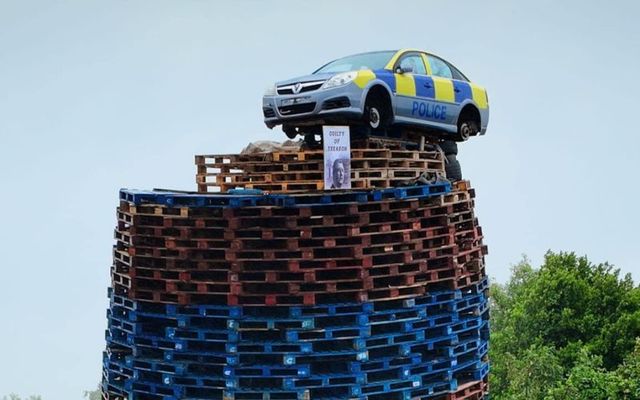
[195, 140, 444, 193]
[113, 185, 488, 306]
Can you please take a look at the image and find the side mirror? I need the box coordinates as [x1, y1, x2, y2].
[395, 66, 413, 74]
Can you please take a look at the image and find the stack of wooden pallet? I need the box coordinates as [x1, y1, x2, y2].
[195, 143, 445, 193]
[102, 180, 490, 400]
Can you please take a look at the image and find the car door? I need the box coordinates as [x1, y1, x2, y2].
[392, 52, 428, 120]
[424, 54, 459, 127]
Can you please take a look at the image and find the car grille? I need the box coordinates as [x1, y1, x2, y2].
[263, 107, 276, 118]
[277, 81, 325, 95]
[322, 97, 351, 110]
[278, 102, 316, 115]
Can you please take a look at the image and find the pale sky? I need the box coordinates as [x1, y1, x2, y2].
[1, 0, 639, 398]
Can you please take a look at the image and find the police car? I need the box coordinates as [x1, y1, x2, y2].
[263, 49, 489, 141]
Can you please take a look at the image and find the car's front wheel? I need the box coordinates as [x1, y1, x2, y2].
[363, 92, 391, 133]
[367, 106, 381, 129]
[282, 124, 299, 139]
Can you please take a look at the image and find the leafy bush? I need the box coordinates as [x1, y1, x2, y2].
[491, 252, 640, 399]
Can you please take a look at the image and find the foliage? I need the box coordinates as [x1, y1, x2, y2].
[83, 384, 101, 400]
[614, 339, 640, 399]
[493, 344, 563, 400]
[545, 350, 626, 400]
[491, 252, 640, 399]
[2, 382, 101, 400]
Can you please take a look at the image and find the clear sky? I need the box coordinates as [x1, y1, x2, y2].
[1, 0, 639, 398]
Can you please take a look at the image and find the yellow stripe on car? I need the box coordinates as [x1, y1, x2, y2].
[354, 70, 376, 89]
[395, 74, 416, 96]
[420, 53, 433, 75]
[384, 49, 423, 70]
[384, 50, 405, 70]
[470, 84, 489, 109]
[433, 77, 455, 103]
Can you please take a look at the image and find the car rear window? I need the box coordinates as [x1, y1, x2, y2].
[427, 55, 453, 79]
[314, 51, 396, 74]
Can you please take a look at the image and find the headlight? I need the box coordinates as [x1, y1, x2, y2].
[321, 72, 357, 90]
[264, 84, 277, 96]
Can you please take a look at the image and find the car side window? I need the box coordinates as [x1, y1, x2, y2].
[427, 55, 453, 79]
[398, 54, 427, 75]
[449, 63, 469, 81]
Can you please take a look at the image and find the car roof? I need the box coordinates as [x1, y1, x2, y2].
[392, 49, 470, 81]
[317, 49, 470, 81]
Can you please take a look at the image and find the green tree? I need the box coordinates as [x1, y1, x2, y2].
[83, 384, 101, 400]
[513, 252, 638, 367]
[490, 251, 640, 399]
[616, 339, 640, 399]
[498, 344, 563, 400]
[545, 350, 625, 400]
[489, 258, 541, 396]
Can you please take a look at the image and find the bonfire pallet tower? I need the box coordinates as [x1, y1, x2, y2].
[102, 138, 490, 399]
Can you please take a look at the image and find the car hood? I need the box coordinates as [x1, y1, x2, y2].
[276, 72, 337, 86]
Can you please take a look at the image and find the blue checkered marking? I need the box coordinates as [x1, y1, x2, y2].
[374, 69, 396, 93]
[453, 80, 473, 104]
[414, 75, 435, 99]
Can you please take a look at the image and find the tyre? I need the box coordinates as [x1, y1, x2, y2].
[445, 154, 462, 181]
[439, 140, 458, 156]
[364, 95, 390, 133]
[283, 125, 298, 139]
[456, 120, 479, 142]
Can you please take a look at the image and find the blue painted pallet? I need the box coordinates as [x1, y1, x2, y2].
[110, 354, 423, 382]
[119, 182, 451, 208]
[460, 276, 490, 296]
[106, 287, 487, 329]
[104, 334, 486, 383]
[107, 301, 487, 328]
[125, 380, 185, 397]
[105, 359, 474, 398]
[103, 280, 489, 398]
[103, 354, 489, 399]
[105, 299, 489, 367]
[109, 302, 467, 336]
[409, 379, 461, 400]
[106, 277, 488, 320]
[104, 328, 488, 379]
[106, 312, 486, 352]
[453, 360, 490, 384]
[106, 322, 481, 363]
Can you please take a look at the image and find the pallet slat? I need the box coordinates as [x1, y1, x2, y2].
[195, 139, 445, 193]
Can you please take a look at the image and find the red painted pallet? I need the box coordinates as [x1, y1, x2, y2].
[111, 184, 488, 305]
[431, 378, 488, 400]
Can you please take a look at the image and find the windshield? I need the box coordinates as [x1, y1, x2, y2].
[314, 51, 396, 74]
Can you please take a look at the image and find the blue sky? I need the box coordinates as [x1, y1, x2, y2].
[1, 0, 639, 398]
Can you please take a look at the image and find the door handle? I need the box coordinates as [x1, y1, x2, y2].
[454, 88, 461, 93]
[424, 83, 432, 88]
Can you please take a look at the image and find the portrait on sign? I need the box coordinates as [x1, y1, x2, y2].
[322, 126, 351, 190]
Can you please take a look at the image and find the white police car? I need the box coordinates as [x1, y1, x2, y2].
[263, 49, 489, 142]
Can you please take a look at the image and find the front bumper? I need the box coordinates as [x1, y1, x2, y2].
[262, 84, 364, 128]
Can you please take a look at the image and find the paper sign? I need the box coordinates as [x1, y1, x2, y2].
[323, 126, 351, 190]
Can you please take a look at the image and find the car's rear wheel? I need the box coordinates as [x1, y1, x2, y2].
[456, 120, 479, 142]
[445, 154, 462, 181]
[439, 140, 458, 156]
